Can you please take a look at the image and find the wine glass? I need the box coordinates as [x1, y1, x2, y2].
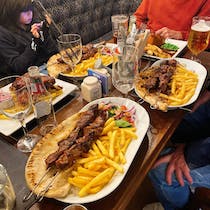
[0, 75, 41, 153]
[187, 16, 210, 62]
[57, 34, 82, 69]
[112, 45, 138, 98]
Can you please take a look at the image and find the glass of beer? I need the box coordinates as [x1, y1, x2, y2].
[187, 16, 210, 62]
[111, 15, 128, 44]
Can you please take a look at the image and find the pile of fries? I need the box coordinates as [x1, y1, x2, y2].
[68, 117, 137, 197]
[160, 64, 198, 106]
[144, 44, 172, 58]
[64, 52, 113, 76]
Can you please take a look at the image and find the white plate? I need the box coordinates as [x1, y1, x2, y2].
[57, 97, 150, 203]
[143, 39, 187, 60]
[60, 44, 114, 80]
[0, 79, 78, 136]
[135, 58, 207, 110]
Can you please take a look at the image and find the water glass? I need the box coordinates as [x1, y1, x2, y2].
[0, 164, 16, 210]
[57, 34, 82, 68]
[112, 45, 138, 97]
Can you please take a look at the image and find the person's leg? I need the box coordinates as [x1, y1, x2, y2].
[149, 163, 210, 210]
[149, 163, 190, 210]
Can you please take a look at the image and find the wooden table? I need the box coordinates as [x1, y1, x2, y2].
[0, 50, 210, 210]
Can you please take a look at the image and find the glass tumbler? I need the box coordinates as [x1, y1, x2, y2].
[0, 164, 16, 210]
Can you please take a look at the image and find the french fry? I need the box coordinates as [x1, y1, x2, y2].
[69, 116, 137, 197]
[123, 129, 138, 140]
[122, 138, 131, 154]
[120, 129, 126, 146]
[77, 156, 99, 164]
[96, 140, 109, 156]
[102, 121, 116, 135]
[78, 168, 115, 197]
[77, 167, 100, 177]
[84, 157, 106, 169]
[92, 143, 102, 156]
[104, 117, 114, 127]
[105, 157, 124, 173]
[153, 63, 199, 107]
[109, 130, 117, 159]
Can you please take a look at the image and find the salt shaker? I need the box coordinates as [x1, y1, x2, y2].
[0, 164, 16, 210]
[28, 66, 57, 136]
[81, 76, 102, 102]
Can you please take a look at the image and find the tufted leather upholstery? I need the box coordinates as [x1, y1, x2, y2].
[37, 0, 142, 44]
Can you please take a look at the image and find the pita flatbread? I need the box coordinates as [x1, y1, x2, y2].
[25, 113, 81, 198]
[47, 54, 70, 78]
[135, 83, 168, 111]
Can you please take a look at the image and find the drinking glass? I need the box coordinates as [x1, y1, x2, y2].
[112, 45, 138, 98]
[111, 15, 128, 44]
[0, 164, 16, 210]
[57, 34, 82, 69]
[187, 16, 210, 62]
[0, 76, 40, 153]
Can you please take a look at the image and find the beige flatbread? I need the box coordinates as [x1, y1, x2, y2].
[25, 113, 81, 198]
[135, 84, 168, 111]
[47, 54, 70, 78]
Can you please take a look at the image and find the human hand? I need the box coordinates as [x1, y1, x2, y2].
[45, 13, 52, 25]
[155, 27, 183, 40]
[192, 90, 210, 112]
[31, 23, 42, 38]
[153, 144, 193, 186]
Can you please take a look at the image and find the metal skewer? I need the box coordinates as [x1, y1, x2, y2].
[23, 167, 51, 202]
[24, 171, 59, 210]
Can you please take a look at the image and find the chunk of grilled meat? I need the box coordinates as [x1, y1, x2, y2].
[45, 104, 103, 168]
[141, 60, 177, 94]
[55, 110, 107, 169]
[10, 73, 58, 92]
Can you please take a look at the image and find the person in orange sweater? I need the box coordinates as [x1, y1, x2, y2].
[134, 0, 210, 40]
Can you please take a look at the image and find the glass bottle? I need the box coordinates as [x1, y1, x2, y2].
[28, 66, 57, 136]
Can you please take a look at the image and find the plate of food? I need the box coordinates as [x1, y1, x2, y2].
[135, 58, 207, 111]
[143, 38, 187, 60]
[25, 97, 150, 203]
[47, 44, 113, 79]
[0, 74, 78, 136]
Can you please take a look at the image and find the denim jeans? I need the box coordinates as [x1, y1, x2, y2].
[149, 163, 210, 210]
[148, 100, 210, 210]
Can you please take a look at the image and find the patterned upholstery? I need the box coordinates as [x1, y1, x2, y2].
[38, 0, 142, 44]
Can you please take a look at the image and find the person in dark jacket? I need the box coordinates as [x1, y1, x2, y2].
[148, 89, 210, 209]
[0, 0, 58, 77]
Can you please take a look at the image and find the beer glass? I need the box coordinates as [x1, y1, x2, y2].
[187, 16, 210, 62]
[111, 15, 128, 44]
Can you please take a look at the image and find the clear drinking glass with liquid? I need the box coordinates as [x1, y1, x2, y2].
[187, 16, 210, 62]
[0, 164, 16, 210]
[112, 45, 138, 97]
